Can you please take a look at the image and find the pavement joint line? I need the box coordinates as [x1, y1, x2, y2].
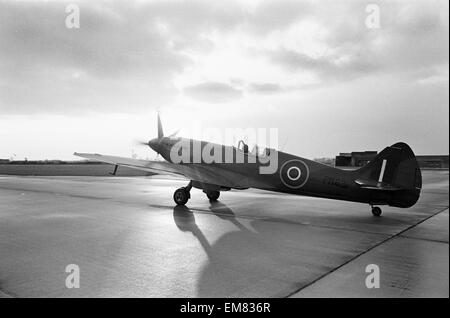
[284, 205, 450, 298]
[399, 235, 449, 245]
[415, 203, 449, 209]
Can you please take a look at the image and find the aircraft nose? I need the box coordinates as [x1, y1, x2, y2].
[148, 138, 160, 152]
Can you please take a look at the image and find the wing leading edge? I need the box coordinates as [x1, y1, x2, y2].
[73, 152, 261, 189]
[74, 152, 183, 176]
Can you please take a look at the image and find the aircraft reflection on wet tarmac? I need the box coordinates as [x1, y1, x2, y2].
[173, 202, 250, 260]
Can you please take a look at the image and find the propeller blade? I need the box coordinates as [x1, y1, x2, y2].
[168, 129, 179, 138]
[157, 112, 164, 139]
[134, 140, 149, 146]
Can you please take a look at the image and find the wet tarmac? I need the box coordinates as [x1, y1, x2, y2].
[0, 170, 448, 297]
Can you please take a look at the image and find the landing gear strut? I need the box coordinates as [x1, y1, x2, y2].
[371, 206, 382, 217]
[173, 181, 192, 206]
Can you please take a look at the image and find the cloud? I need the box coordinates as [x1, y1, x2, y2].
[243, 0, 311, 34]
[415, 64, 449, 85]
[0, 0, 448, 114]
[0, 0, 448, 160]
[0, 0, 192, 114]
[266, 48, 379, 84]
[0, 1, 191, 77]
[261, 0, 448, 87]
[248, 82, 283, 94]
[184, 82, 242, 103]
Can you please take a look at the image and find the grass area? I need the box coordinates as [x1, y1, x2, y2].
[0, 164, 151, 176]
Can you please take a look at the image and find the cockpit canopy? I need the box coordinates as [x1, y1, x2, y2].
[237, 140, 272, 157]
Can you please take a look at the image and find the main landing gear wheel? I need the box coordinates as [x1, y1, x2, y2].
[371, 206, 382, 217]
[206, 190, 220, 201]
[173, 188, 189, 206]
[173, 181, 192, 206]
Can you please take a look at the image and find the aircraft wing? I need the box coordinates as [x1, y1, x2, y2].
[73, 152, 258, 189]
[355, 179, 403, 191]
[74, 152, 183, 176]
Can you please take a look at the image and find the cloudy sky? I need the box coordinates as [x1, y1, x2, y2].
[0, 0, 448, 160]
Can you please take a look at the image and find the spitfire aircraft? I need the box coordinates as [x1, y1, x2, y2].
[75, 114, 422, 216]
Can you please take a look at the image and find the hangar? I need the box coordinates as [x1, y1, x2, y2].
[336, 152, 449, 169]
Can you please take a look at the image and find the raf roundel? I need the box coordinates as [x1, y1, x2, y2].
[279, 159, 310, 189]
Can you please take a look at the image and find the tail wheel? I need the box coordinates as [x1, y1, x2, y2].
[206, 190, 220, 201]
[174, 188, 189, 206]
[372, 206, 382, 217]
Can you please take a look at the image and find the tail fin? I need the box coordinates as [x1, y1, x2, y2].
[157, 112, 164, 139]
[356, 142, 422, 208]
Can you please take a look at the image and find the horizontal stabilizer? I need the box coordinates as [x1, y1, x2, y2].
[355, 179, 403, 191]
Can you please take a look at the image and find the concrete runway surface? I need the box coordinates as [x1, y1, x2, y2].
[0, 170, 448, 297]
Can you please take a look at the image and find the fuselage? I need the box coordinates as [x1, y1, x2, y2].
[148, 136, 416, 207]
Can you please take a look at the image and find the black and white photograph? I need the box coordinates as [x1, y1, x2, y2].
[0, 0, 448, 302]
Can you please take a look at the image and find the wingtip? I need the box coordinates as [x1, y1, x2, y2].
[73, 152, 86, 158]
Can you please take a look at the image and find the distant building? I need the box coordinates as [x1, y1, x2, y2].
[416, 155, 449, 169]
[336, 152, 449, 169]
[335, 151, 377, 167]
